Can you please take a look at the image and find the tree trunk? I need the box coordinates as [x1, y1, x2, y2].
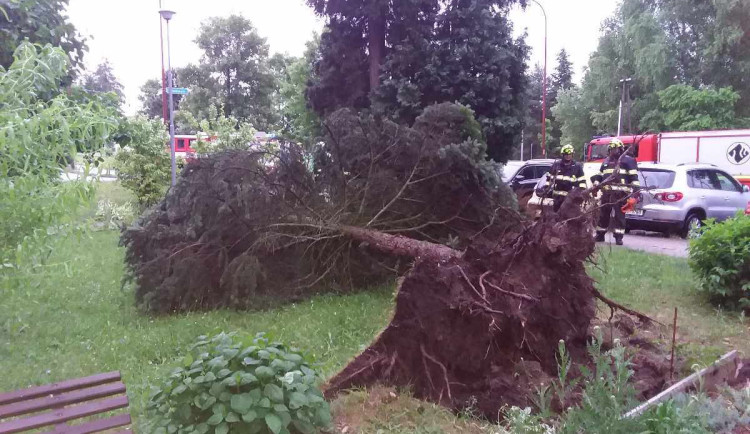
[340, 225, 460, 262]
[367, 9, 386, 91]
[225, 69, 232, 116]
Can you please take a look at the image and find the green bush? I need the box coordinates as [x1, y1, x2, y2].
[688, 213, 750, 310]
[146, 332, 331, 434]
[0, 42, 116, 265]
[114, 116, 170, 206]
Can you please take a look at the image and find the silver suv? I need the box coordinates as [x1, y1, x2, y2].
[627, 163, 750, 237]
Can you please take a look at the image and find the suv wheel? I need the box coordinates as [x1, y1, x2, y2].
[682, 212, 703, 239]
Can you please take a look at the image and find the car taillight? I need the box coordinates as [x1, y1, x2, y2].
[745, 201, 750, 215]
[655, 192, 683, 202]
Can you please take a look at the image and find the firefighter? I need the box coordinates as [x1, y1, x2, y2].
[590, 138, 640, 245]
[537, 144, 587, 212]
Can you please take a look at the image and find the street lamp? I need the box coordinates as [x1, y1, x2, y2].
[529, 0, 547, 157]
[158, 0, 168, 124]
[159, 8, 177, 186]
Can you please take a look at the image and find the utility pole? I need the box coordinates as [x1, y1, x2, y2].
[529, 0, 548, 157]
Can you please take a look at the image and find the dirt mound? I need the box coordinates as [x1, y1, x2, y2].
[325, 190, 599, 418]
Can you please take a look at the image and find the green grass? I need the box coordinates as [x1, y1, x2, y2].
[591, 247, 750, 367]
[1, 182, 748, 432]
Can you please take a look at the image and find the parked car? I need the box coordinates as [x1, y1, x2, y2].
[500, 160, 526, 183]
[627, 162, 750, 238]
[501, 159, 555, 213]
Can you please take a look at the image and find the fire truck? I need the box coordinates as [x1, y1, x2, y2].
[585, 129, 750, 187]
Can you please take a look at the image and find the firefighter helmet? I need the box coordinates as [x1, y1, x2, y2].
[560, 144, 575, 155]
[609, 138, 625, 149]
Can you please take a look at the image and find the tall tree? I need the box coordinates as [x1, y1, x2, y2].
[181, 15, 276, 130]
[517, 64, 544, 160]
[553, 0, 750, 147]
[641, 84, 748, 132]
[0, 0, 87, 78]
[137, 79, 163, 119]
[307, 0, 528, 162]
[547, 49, 574, 150]
[548, 49, 573, 108]
[78, 60, 124, 109]
[278, 35, 322, 144]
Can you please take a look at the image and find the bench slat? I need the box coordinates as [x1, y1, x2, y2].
[0, 373, 121, 406]
[42, 413, 131, 434]
[0, 382, 126, 419]
[0, 396, 128, 434]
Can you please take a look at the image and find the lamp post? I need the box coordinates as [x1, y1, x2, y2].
[158, 1, 167, 124]
[529, 0, 547, 157]
[159, 8, 177, 186]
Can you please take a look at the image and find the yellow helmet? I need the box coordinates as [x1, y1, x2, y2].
[609, 138, 624, 149]
[560, 144, 575, 155]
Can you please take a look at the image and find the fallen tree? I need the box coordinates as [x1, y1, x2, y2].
[326, 190, 675, 419]
[121, 103, 519, 313]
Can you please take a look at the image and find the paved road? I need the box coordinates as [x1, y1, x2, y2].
[599, 231, 689, 258]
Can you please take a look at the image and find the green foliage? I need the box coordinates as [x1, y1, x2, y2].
[671, 388, 750, 432]
[553, 0, 750, 143]
[308, 0, 528, 162]
[94, 199, 135, 230]
[641, 84, 749, 131]
[113, 117, 170, 206]
[178, 15, 276, 130]
[77, 60, 125, 111]
[278, 35, 322, 145]
[688, 213, 750, 310]
[146, 332, 331, 434]
[508, 330, 710, 433]
[138, 78, 167, 120]
[0, 0, 87, 79]
[0, 42, 116, 264]
[185, 105, 257, 154]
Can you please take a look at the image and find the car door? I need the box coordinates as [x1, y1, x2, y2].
[687, 170, 726, 220]
[511, 165, 540, 196]
[713, 170, 748, 220]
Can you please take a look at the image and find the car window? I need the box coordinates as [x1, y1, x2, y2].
[688, 170, 715, 190]
[713, 171, 742, 192]
[534, 165, 552, 178]
[639, 169, 675, 189]
[516, 166, 536, 180]
[500, 162, 524, 182]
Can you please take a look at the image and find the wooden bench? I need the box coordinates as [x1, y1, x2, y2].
[0, 372, 131, 433]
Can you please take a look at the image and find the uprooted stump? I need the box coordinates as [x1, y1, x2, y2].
[327, 189, 601, 419]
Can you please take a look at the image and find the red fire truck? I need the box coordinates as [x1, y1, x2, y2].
[585, 129, 750, 187]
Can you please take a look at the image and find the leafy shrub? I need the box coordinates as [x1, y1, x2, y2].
[94, 199, 134, 230]
[114, 116, 170, 206]
[688, 213, 750, 310]
[671, 388, 750, 432]
[515, 330, 710, 433]
[0, 42, 116, 265]
[146, 332, 331, 434]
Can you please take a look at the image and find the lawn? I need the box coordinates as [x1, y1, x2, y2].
[1, 182, 748, 432]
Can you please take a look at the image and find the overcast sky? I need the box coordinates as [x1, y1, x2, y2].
[66, 0, 618, 115]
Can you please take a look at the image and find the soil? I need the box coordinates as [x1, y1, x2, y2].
[326, 190, 679, 419]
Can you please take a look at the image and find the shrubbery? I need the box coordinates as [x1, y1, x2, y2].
[688, 213, 750, 310]
[114, 116, 170, 206]
[146, 332, 331, 434]
[0, 42, 116, 265]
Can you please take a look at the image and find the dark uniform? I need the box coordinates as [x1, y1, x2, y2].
[541, 159, 587, 212]
[590, 155, 640, 241]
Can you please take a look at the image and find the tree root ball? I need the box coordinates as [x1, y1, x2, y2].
[325, 190, 599, 419]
